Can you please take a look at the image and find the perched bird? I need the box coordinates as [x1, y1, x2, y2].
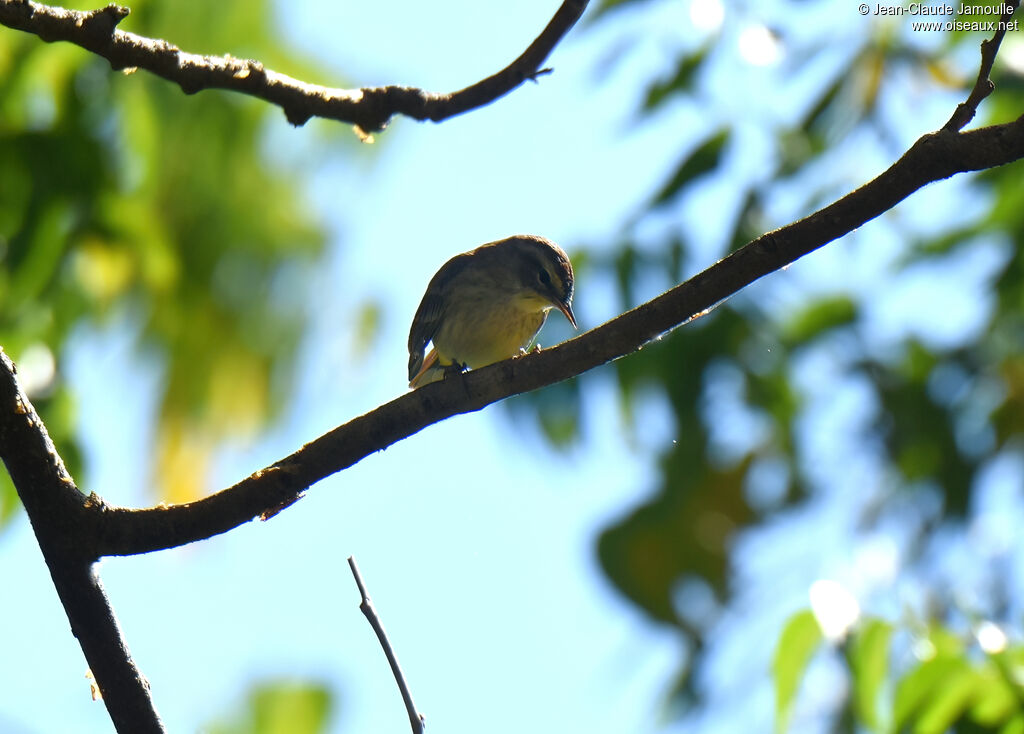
[407, 234, 576, 388]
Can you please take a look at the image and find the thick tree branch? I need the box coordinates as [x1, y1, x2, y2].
[0, 350, 164, 732]
[0, 0, 589, 130]
[71, 115, 1024, 558]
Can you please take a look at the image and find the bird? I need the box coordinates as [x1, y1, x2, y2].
[407, 234, 576, 388]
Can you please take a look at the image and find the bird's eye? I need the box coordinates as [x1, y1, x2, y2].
[537, 269, 551, 287]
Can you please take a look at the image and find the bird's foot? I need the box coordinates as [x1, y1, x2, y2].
[442, 361, 468, 379]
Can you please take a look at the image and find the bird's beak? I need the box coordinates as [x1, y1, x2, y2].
[557, 300, 577, 329]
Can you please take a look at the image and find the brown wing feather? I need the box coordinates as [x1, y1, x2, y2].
[408, 347, 440, 388]
[407, 251, 475, 382]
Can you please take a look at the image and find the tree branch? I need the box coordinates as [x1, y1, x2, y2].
[0, 349, 164, 733]
[68, 115, 1024, 558]
[0, 0, 589, 131]
[943, 0, 1021, 131]
[348, 556, 425, 734]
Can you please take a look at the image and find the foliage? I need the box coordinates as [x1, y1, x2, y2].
[205, 679, 334, 734]
[0, 0, 331, 518]
[775, 610, 1024, 734]
[514, 0, 1024, 726]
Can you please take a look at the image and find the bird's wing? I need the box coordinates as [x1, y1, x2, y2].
[407, 291, 445, 381]
[408, 347, 441, 388]
[407, 252, 473, 382]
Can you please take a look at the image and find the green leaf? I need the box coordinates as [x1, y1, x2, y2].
[780, 296, 858, 347]
[999, 713, 1024, 734]
[773, 609, 823, 734]
[206, 680, 333, 734]
[641, 49, 707, 112]
[971, 670, 1017, 726]
[650, 129, 730, 209]
[587, 0, 659, 23]
[912, 664, 977, 734]
[848, 618, 893, 732]
[0, 0, 334, 519]
[894, 640, 969, 734]
[0, 472, 19, 532]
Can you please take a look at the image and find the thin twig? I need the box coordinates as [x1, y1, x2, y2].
[348, 556, 425, 734]
[0, 0, 589, 131]
[942, 0, 1021, 132]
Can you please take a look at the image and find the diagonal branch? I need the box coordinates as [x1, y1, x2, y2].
[0, 349, 164, 733]
[74, 116, 1024, 558]
[0, 0, 589, 131]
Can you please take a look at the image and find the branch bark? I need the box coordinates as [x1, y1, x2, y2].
[0, 351, 164, 732]
[943, 0, 1021, 131]
[348, 556, 425, 734]
[0, 0, 589, 131]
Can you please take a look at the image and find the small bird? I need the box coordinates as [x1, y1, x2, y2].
[408, 234, 577, 388]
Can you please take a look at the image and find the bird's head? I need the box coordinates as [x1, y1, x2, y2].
[505, 235, 576, 328]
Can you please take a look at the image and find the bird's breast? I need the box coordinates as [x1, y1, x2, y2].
[433, 297, 549, 369]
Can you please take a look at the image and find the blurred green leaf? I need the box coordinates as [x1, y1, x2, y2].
[999, 714, 1024, 734]
[206, 680, 333, 734]
[773, 609, 823, 734]
[598, 452, 753, 624]
[587, 0, 660, 23]
[351, 299, 383, 359]
[912, 665, 977, 734]
[0, 472, 18, 532]
[848, 618, 893, 732]
[641, 48, 707, 112]
[868, 343, 974, 514]
[650, 129, 729, 209]
[780, 296, 857, 347]
[0, 0, 337, 512]
[971, 668, 1018, 726]
[894, 625, 967, 732]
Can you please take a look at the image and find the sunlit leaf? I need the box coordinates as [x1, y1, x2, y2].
[848, 618, 893, 732]
[773, 609, 823, 734]
[912, 665, 977, 734]
[894, 624, 968, 732]
[207, 680, 334, 734]
[999, 713, 1024, 734]
[970, 668, 1017, 726]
